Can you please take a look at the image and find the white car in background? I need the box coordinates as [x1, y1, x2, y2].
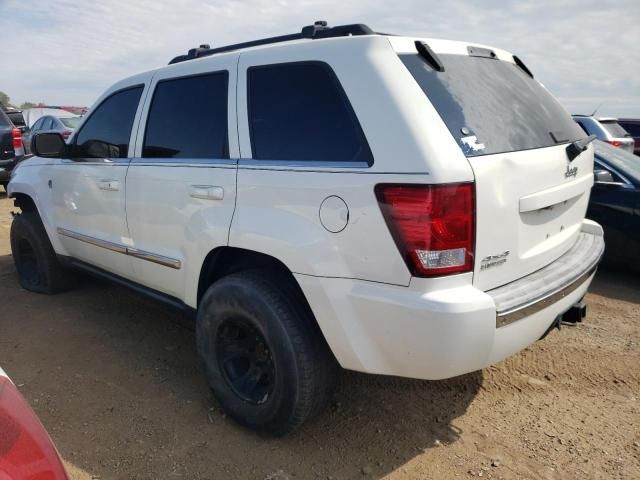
[8, 21, 604, 435]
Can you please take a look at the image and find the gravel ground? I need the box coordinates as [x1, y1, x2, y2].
[0, 190, 639, 480]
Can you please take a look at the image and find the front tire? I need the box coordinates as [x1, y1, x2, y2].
[196, 270, 337, 436]
[10, 212, 76, 293]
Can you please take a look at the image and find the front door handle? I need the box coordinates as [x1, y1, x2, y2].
[98, 179, 120, 191]
[189, 185, 224, 200]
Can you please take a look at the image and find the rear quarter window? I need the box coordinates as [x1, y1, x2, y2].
[247, 61, 373, 165]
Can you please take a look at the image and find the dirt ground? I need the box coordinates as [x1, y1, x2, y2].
[0, 190, 638, 480]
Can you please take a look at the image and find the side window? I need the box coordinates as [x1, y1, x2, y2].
[42, 117, 53, 130]
[74, 86, 143, 159]
[143, 72, 228, 159]
[247, 62, 373, 165]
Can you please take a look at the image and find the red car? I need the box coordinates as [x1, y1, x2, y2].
[617, 118, 640, 156]
[0, 367, 69, 479]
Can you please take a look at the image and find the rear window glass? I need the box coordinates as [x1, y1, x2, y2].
[6, 112, 26, 127]
[143, 72, 229, 159]
[600, 121, 630, 138]
[248, 62, 373, 165]
[400, 53, 584, 157]
[60, 117, 81, 129]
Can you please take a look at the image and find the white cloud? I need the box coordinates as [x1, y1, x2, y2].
[0, 0, 638, 117]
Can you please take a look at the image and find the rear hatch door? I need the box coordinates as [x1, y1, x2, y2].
[398, 41, 593, 291]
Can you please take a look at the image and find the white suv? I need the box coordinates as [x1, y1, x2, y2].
[8, 22, 604, 435]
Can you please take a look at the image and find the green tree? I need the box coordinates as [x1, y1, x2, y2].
[19, 102, 36, 109]
[0, 91, 10, 108]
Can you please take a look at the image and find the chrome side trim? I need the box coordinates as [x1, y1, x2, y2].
[127, 248, 182, 269]
[238, 159, 371, 169]
[496, 266, 596, 328]
[57, 228, 127, 254]
[57, 228, 181, 270]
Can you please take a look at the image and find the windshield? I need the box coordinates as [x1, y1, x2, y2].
[60, 117, 81, 129]
[594, 140, 640, 183]
[600, 120, 630, 138]
[400, 53, 584, 157]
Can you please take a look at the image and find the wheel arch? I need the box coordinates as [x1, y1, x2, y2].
[8, 184, 68, 256]
[196, 246, 332, 344]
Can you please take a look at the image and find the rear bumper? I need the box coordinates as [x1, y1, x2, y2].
[489, 226, 604, 327]
[298, 220, 604, 380]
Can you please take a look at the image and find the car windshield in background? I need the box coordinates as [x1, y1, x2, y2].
[400, 53, 584, 157]
[60, 117, 81, 129]
[594, 140, 640, 182]
[600, 121, 630, 138]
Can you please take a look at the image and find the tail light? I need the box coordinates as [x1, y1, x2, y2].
[11, 128, 23, 152]
[0, 376, 69, 479]
[61, 131, 72, 140]
[605, 140, 622, 148]
[375, 183, 475, 277]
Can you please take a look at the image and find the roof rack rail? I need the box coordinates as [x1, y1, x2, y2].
[168, 21, 374, 65]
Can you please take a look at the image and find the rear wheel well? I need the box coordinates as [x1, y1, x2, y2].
[198, 247, 301, 305]
[11, 193, 38, 214]
[197, 246, 335, 370]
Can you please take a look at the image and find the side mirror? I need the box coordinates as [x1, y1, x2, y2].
[594, 169, 615, 184]
[31, 132, 66, 158]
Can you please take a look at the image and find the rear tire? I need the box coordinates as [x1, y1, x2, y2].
[10, 212, 77, 293]
[196, 270, 338, 436]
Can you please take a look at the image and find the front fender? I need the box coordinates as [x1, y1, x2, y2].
[8, 161, 69, 256]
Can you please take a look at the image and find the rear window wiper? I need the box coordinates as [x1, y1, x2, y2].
[566, 134, 596, 162]
[415, 41, 445, 72]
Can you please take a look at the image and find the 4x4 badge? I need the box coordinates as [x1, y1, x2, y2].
[481, 251, 510, 271]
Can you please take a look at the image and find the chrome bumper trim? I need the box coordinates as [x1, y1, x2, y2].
[491, 231, 604, 328]
[496, 266, 596, 327]
[57, 228, 181, 270]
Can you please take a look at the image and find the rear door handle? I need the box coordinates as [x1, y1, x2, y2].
[189, 185, 224, 200]
[98, 179, 120, 191]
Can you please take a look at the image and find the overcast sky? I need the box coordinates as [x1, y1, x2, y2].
[1, 0, 639, 117]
